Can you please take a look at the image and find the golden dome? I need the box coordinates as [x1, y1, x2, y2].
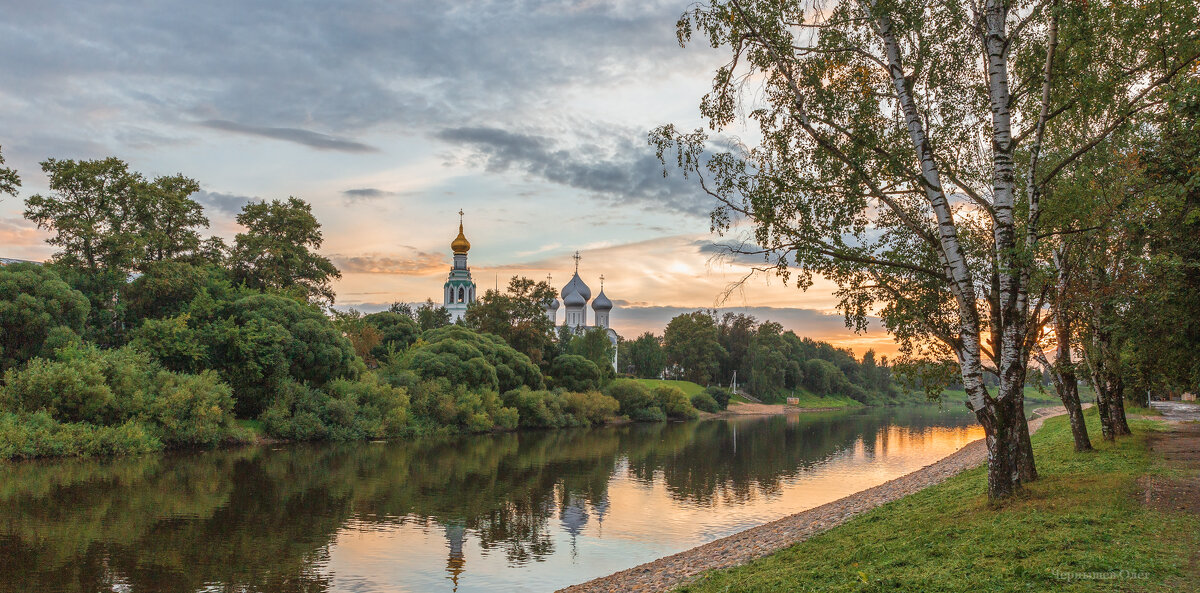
[451, 220, 471, 254]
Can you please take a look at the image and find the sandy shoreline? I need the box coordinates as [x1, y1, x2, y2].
[558, 406, 1069, 593]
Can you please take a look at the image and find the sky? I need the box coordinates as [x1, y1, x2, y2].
[0, 0, 899, 357]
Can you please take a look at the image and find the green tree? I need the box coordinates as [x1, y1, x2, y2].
[549, 355, 603, 392]
[134, 174, 208, 265]
[654, 0, 1200, 500]
[0, 145, 19, 198]
[746, 321, 790, 399]
[400, 326, 543, 394]
[464, 277, 557, 367]
[24, 157, 142, 273]
[716, 312, 756, 386]
[0, 264, 90, 373]
[567, 327, 615, 378]
[415, 299, 451, 331]
[624, 332, 666, 379]
[361, 311, 420, 362]
[231, 198, 341, 306]
[663, 312, 725, 385]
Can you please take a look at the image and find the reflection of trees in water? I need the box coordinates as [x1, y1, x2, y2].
[0, 407, 975, 592]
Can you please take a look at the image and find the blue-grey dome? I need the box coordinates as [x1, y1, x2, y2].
[563, 290, 586, 307]
[547, 297, 560, 311]
[561, 272, 591, 303]
[592, 289, 612, 311]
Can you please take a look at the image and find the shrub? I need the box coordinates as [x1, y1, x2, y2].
[562, 391, 620, 425]
[260, 374, 410, 441]
[654, 386, 699, 420]
[603, 379, 656, 418]
[2, 354, 113, 423]
[690, 391, 721, 413]
[0, 411, 162, 460]
[0, 263, 90, 373]
[145, 370, 237, 447]
[703, 386, 733, 410]
[550, 355, 603, 392]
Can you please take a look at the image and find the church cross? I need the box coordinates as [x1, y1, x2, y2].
[573, 250, 581, 273]
[600, 274, 605, 289]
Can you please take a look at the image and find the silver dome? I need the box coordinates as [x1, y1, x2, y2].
[561, 272, 591, 303]
[591, 289, 612, 311]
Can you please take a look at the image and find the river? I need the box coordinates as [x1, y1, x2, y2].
[0, 406, 984, 593]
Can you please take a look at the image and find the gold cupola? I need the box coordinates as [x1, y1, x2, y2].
[451, 210, 471, 254]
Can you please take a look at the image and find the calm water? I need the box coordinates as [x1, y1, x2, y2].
[0, 406, 983, 593]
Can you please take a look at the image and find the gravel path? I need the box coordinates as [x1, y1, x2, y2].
[558, 407, 1068, 593]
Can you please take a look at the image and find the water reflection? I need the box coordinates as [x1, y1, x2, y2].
[0, 406, 982, 593]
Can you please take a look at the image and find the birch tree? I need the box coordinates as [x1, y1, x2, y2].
[652, 0, 1200, 500]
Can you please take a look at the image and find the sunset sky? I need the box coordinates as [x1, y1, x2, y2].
[0, 0, 897, 356]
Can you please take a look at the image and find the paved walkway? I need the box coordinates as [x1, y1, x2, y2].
[558, 407, 1067, 593]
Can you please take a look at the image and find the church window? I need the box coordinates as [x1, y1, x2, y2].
[458, 286, 465, 303]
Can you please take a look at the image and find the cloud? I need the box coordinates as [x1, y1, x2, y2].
[199, 120, 377, 153]
[0, 217, 45, 247]
[331, 250, 446, 275]
[194, 190, 254, 216]
[436, 125, 709, 215]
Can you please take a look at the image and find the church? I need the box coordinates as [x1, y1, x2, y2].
[440, 213, 619, 368]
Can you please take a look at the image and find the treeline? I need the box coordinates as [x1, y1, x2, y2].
[619, 311, 907, 404]
[0, 154, 729, 460]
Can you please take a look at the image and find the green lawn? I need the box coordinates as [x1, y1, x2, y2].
[783, 389, 865, 409]
[633, 379, 707, 397]
[677, 408, 1198, 593]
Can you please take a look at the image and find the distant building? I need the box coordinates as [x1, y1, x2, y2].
[550, 251, 619, 370]
[442, 210, 477, 323]
[434, 215, 619, 369]
[0, 257, 40, 267]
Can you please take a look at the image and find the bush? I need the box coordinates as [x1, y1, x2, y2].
[703, 386, 733, 410]
[400, 326, 543, 394]
[0, 263, 90, 373]
[145, 370, 237, 447]
[260, 374, 410, 441]
[0, 411, 162, 460]
[404, 379, 517, 433]
[690, 391, 721, 413]
[603, 379, 657, 418]
[551, 355, 604, 392]
[563, 391, 620, 425]
[501, 388, 620, 428]
[654, 386, 699, 419]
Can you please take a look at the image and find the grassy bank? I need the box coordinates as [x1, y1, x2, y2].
[634, 379, 863, 409]
[677, 408, 1198, 593]
[633, 379, 707, 397]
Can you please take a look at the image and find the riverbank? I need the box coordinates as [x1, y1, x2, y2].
[561, 405, 1200, 592]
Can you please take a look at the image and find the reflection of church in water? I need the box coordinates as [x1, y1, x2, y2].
[441, 213, 620, 367]
[439, 493, 610, 591]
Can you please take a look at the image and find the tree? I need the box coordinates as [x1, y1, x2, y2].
[402, 326, 543, 394]
[654, 0, 1200, 500]
[549, 354, 603, 392]
[24, 157, 141, 273]
[625, 332, 666, 379]
[567, 327, 616, 377]
[663, 312, 725, 385]
[746, 321, 790, 398]
[463, 277, 557, 367]
[0, 145, 20, 198]
[134, 174, 208, 266]
[716, 312, 757, 385]
[0, 264, 90, 373]
[231, 197, 341, 306]
[415, 299, 452, 332]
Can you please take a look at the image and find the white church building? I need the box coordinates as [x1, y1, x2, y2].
[439, 214, 619, 368]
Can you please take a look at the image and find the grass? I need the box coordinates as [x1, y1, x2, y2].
[633, 379, 708, 398]
[782, 389, 864, 409]
[677, 407, 1198, 593]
